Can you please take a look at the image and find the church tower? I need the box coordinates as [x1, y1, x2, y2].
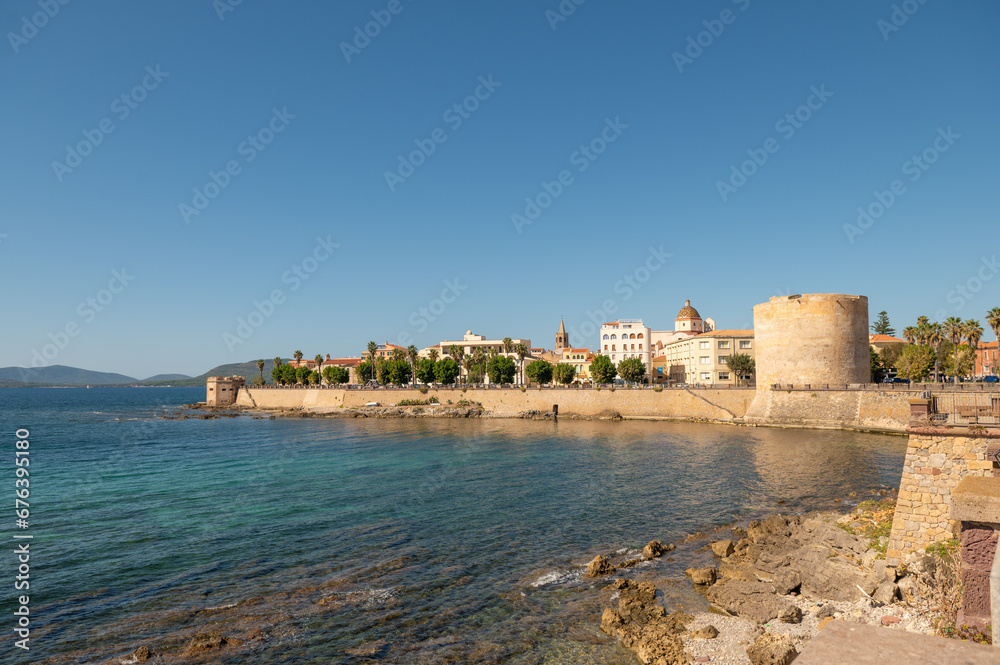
[555, 318, 569, 351]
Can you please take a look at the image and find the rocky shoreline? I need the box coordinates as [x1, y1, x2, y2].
[589, 495, 960, 665]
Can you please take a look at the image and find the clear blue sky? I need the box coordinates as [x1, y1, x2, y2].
[2, 0, 998, 379]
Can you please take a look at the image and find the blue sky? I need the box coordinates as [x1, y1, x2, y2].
[2, 0, 998, 379]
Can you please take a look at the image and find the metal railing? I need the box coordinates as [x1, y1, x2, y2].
[930, 393, 1000, 426]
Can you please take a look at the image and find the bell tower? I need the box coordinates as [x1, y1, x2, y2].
[555, 318, 569, 351]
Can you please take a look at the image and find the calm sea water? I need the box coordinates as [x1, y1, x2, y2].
[0, 388, 907, 664]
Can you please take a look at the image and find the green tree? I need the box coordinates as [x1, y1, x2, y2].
[407, 345, 419, 385]
[617, 357, 646, 384]
[429, 348, 439, 361]
[356, 360, 374, 384]
[434, 358, 460, 385]
[415, 358, 437, 385]
[367, 341, 379, 364]
[902, 326, 917, 344]
[295, 366, 311, 384]
[308, 370, 321, 385]
[870, 347, 886, 382]
[870, 311, 895, 336]
[525, 359, 553, 386]
[293, 350, 304, 363]
[375, 358, 391, 384]
[472, 348, 487, 384]
[256, 359, 265, 384]
[314, 354, 324, 376]
[987, 308, 1000, 347]
[945, 345, 974, 380]
[964, 319, 984, 350]
[895, 345, 936, 383]
[553, 363, 577, 385]
[590, 354, 617, 384]
[486, 355, 516, 384]
[943, 317, 965, 383]
[323, 366, 349, 385]
[449, 344, 464, 382]
[386, 359, 411, 385]
[390, 347, 406, 363]
[514, 343, 528, 385]
[725, 353, 756, 386]
[501, 337, 513, 356]
[271, 366, 283, 383]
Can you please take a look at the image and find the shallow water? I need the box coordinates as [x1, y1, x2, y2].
[0, 388, 907, 663]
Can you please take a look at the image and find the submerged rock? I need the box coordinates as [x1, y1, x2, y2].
[586, 555, 615, 577]
[182, 633, 227, 657]
[685, 566, 717, 586]
[600, 580, 693, 664]
[643, 540, 674, 559]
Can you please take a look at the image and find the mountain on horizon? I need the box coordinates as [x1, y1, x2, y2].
[0, 365, 138, 385]
[143, 373, 192, 382]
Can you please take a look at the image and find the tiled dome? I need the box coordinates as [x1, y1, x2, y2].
[676, 299, 701, 319]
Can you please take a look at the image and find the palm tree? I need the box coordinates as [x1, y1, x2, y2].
[964, 320, 984, 350]
[943, 317, 965, 383]
[367, 341, 378, 363]
[902, 326, 917, 344]
[473, 347, 487, 384]
[293, 350, 304, 366]
[256, 359, 265, 384]
[502, 337, 513, 356]
[429, 348, 439, 362]
[987, 308, 1000, 345]
[449, 344, 464, 382]
[314, 354, 324, 382]
[462, 356, 475, 384]
[916, 315, 929, 328]
[407, 345, 418, 385]
[514, 343, 528, 385]
[390, 347, 406, 363]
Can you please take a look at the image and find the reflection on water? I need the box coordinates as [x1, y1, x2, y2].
[0, 389, 906, 664]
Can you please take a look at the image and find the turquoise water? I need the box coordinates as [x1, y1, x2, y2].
[0, 388, 907, 663]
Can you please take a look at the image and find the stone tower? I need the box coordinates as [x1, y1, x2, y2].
[555, 318, 569, 351]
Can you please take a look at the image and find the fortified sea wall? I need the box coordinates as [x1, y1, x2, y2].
[235, 386, 913, 432]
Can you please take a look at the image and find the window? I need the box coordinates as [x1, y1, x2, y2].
[700, 372, 711, 381]
[637, 333, 644, 338]
[612, 345, 616, 351]
[631, 344, 635, 350]
[718, 372, 730, 380]
[700, 356, 710, 365]
[740, 340, 752, 349]
[719, 356, 729, 364]
[611, 334, 617, 340]
[718, 341, 730, 349]
[630, 333, 636, 339]
[639, 344, 643, 350]
[604, 345, 608, 350]
[699, 341, 710, 349]
[603, 334, 609, 340]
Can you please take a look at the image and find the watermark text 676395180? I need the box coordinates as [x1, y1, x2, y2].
[13, 428, 33, 652]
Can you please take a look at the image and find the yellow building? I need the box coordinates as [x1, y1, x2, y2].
[659, 329, 755, 386]
[559, 347, 594, 383]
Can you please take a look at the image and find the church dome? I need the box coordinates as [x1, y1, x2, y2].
[676, 299, 701, 320]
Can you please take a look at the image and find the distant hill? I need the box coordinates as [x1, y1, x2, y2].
[0, 365, 138, 385]
[143, 373, 192, 382]
[139, 359, 287, 387]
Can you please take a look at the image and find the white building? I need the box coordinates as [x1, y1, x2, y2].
[600, 319, 651, 371]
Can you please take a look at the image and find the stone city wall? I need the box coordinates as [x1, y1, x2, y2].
[744, 389, 912, 433]
[885, 429, 1000, 566]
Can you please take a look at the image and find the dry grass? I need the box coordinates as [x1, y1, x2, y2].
[919, 539, 992, 645]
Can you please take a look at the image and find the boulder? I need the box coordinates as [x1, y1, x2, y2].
[711, 539, 735, 558]
[686, 566, 717, 585]
[746, 633, 798, 665]
[600, 581, 693, 665]
[815, 604, 836, 619]
[183, 633, 227, 657]
[772, 571, 802, 595]
[689, 625, 719, 640]
[706, 579, 798, 624]
[872, 581, 899, 606]
[777, 605, 802, 624]
[586, 555, 615, 577]
[643, 540, 675, 559]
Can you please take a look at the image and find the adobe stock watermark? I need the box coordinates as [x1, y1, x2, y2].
[843, 126, 959, 244]
[23, 269, 135, 374]
[213, 0, 245, 21]
[565, 245, 672, 345]
[178, 107, 295, 224]
[511, 116, 628, 234]
[545, 0, 589, 31]
[673, 0, 752, 74]
[340, 0, 414, 63]
[932, 254, 999, 319]
[716, 84, 833, 202]
[877, 0, 930, 41]
[396, 278, 469, 347]
[8, 0, 72, 54]
[223, 235, 339, 352]
[384, 75, 501, 192]
[51, 66, 170, 182]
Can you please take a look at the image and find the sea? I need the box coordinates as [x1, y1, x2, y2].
[0, 387, 908, 664]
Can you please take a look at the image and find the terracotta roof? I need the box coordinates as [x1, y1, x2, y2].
[603, 322, 619, 327]
[869, 335, 906, 343]
[696, 330, 754, 337]
[564, 348, 590, 354]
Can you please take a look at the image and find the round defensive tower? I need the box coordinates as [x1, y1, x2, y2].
[753, 293, 869, 389]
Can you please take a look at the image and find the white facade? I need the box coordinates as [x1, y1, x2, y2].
[600, 319, 651, 371]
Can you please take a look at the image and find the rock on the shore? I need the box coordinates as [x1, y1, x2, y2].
[711, 539, 735, 558]
[643, 540, 675, 559]
[746, 633, 797, 665]
[706, 580, 798, 625]
[600, 580, 693, 665]
[689, 625, 719, 640]
[686, 566, 717, 586]
[586, 555, 615, 577]
[182, 633, 228, 657]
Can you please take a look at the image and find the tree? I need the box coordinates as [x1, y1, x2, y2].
[943, 317, 965, 383]
[502, 337, 513, 356]
[271, 365, 284, 384]
[725, 353, 756, 386]
[870, 347, 886, 382]
[386, 359, 411, 385]
[434, 358, 460, 385]
[553, 363, 577, 385]
[448, 344, 464, 381]
[295, 366, 311, 384]
[375, 358, 391, 384]
[390, 347, 406, 363]
[257, 359, 265, 384]
[924, 322, 945, 381]
[462, 356, 476, 384]
[870, 311, 895, 336]
[987, 307, 1000, 348]
[429, 348, 439, 362]
[279, 364, 297, 384]
[323, 366, 349, 385]
[356, 360, 374, 384]
[895, 345, 936, 383]
[617, 357, 646, 384]
[367, 341, 379, 364]
[964, 319, 984, 350]
[293, 350, 304, 364]
[945, 345, 975, 380]
[314, 354, 324, 376]
[472, 347, 487, 384]
[415, 358, 437, 385]
[514, 343, 528, 385]
[525, 359, 553, 386]
[487, 355, 516, 384]
[902, 326, 917, 344]
[590, 354, 617, 384]
[308, 370, 321, 385]
[407, 345, 419, 385]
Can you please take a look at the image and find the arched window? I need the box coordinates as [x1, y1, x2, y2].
[629, 333, 636, 339]
[637, 333, 644, 338]
[603, 334, 609, 340]
[611, 334, 617, 340]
